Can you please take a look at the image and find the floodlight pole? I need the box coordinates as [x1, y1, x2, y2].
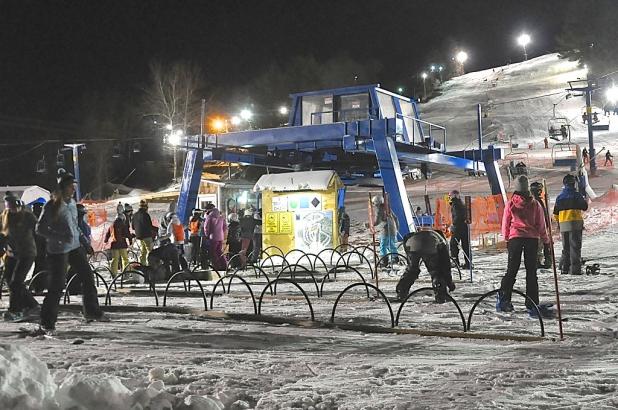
[584, 81, 597, 176]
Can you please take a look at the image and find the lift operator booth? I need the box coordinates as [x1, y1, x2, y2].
[254, 170, 344, 255]
[174, 84, 506, 242]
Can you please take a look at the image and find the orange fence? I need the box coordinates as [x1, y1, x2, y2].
[434, 194, 508, 240]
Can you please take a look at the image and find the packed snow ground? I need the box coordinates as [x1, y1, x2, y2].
[2, 225, 618, 409]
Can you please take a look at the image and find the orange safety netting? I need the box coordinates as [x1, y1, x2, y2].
[434, 194, 508, 240]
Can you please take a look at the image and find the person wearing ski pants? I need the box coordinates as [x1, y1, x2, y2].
[448, 190, 471, 269]
[35, 171, 106, 334]
[0, 192, 40, 321]
[553, 174, 588, 275]
[497, 175, 550, 316]
[530, 182, 552, 268]
[396, 228, 455, 303]
[372, 195, 398, 266]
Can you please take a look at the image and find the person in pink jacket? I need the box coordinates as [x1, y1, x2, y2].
[497, 175, 553, 318]
[203, 208, 227, 270]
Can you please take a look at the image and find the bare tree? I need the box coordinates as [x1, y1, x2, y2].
[143, 60, 205, 133]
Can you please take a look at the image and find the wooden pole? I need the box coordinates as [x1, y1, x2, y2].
[542, 179, 565, 340]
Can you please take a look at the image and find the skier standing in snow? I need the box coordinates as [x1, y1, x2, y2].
[252, 209, 263, 264]
[372, 195, 398, 267]
[104, 213, 132, 277]
[339, 207, 350, 252]
[396, 228, 455, 303]
[553, 174, 588, 275]
[605, 150, 613, 167]
[530, 182, 552, 268]
[35, 170, 107, 335]
[188, 209, 203, 266]
[239, 208, 256, 266]
[132, 200, 155, 266]
[226, 213, 242, 268]
[0, 192, 40, 321]
[497, 175, 551, 317]
[448, 190, 471, 269]
[204, 207, 227, 270]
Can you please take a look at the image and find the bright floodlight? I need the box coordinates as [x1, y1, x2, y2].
[517, 33, 531, 47]
[212, 118, 225, 131]
[279, 106, 288, 115]
[168, 133, 181, 146]
[240, 109, 253, 121]
[174, 129, 184, 137]
[421, 72, 428, 80]
[397, 87, 404, 93]
[438, 65, 444, 72]
[455, 51, 468, 64]
[606, 86, 618, 103]
[165, 124, 173, 131]
[230, 116, 241, 126]
[430, 65, 436, 72]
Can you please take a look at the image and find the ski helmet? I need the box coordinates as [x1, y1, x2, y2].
[563, 174, 577, 187]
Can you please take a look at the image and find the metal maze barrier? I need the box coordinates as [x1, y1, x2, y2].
[315, 247, 343, 267]
[63, 271, 109, 305]
[330, 283, 395, 328]
[162, 270, 208, 310]
[105, 270, 159, 307]
[319, 266, 370, 298]
[210, 273, 259, 314]
[258, 278, 315, 321]
[260, 254, 290, 275]
[395, 287, 467, 331]
[273, 264, 320, 297]
[335, 251, 374, 279]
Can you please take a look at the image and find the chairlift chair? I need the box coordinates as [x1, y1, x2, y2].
[547, 118, 570, 141]
[55, 151, 65, 168]
[132, 142, 141, 153]
[36, 157, 47, 174]
[112, 142, 122, 158]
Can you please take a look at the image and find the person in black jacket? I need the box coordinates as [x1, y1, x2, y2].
[530, 182, 552, 268]
[339, 207, 350, 252]
[226, 213, 242, 268]
[239, 208, 256, 266]
[448, 190, 471, 269]
[396, 228, 455, 303]
[132, 200, 155, 266]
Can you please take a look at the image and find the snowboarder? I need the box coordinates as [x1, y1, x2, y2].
[605, 150, 613, 167]
[448, 190, 470, 269]
[553, 174, 588, 275]
[188, 209, 203, 266]
[132, 200, 156, 266]
[104, 213, 132, 277]
[339, 207, 350, 252]
[530, 182, 552, 269]
[226, 213, 242, 268]
[372, 195, 398, 267]
[396, 228, 455, 303]
[497, 175, 552, 318]
[204, 207, 227, 270]
[35, 170, 107, 335]
[0, 192, 40, 322]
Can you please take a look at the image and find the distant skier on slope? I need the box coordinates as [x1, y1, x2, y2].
[396, 228, 455, 303]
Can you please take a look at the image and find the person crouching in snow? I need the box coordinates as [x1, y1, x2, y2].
[104, 213, 132, 277]
[497, 175, 552, 318]
[396, 227, 455, 303]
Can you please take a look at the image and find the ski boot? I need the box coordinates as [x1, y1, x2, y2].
[528, 305, 555, 319]
[496, 291, 514, 312]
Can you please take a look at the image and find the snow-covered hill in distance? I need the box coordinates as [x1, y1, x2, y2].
[421, 53, 592, 150]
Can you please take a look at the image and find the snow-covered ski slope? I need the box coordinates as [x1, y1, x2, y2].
[421, 53, 591, 149]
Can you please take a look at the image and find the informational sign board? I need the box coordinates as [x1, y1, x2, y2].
[294, 210, 333, 253]
[264, 212, 279, 234]
[279, 212, 293, 234]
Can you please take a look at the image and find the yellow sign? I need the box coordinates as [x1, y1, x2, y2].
[265, 213, 279, 234]
[279, 213, 293, 234]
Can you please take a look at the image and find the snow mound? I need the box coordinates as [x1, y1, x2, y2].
[0, 343, 59, 410]
[56, 373, 132, 410]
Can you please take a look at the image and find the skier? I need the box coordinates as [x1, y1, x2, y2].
[204, 207, 227, 270]
[200, 203, 216, 268]
[553, 174, 588, 275]
[448, 190, 471, 269]
[188, 209, 203, 266]
[226, 213, 242, 268]
[372, 195, 398, 267]
[252, 209, 263, 264]
[582, 148, 589, 165]
[132, 200, 155, 266]
[0, 192, 40, 322]
[497, 175, 552, 318]
[167, 213, 186, 256]
[605, 150, 613, 167]
[35, 170, 107, 335]
[147, 241, 182, 281]
[396, 228, 455, 303]
[530, 182, 552, 269]
[104, 213, 131, 277]
[239, 208, 256, 266]
[339, 207, 350, 252]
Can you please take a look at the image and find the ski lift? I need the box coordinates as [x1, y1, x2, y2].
[132, 142, 141, 153]
[504, 152, 529, 185]
[547, 118, 570, 141]
[552, 142, 578, 170]
[36, 156, 48, 174]
[112, 142, 122, 158]
[56, 151, 65, 168]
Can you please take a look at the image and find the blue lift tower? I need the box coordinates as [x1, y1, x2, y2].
[175, 84, 506, 237]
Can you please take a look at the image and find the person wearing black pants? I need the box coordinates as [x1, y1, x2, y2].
[0, 191, 40, 321]
[497, 175, 552, 318]
[35, 170, 107, 335]
[448, 190, 470, 269]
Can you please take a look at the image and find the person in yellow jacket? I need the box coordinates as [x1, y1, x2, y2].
[553, 174, 588, 275]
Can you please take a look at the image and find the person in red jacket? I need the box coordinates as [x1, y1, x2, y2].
[497, 175, 552, 318]
[105, 214, 132, 276]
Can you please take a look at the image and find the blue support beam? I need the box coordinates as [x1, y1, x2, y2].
[176, 149, 204, 225]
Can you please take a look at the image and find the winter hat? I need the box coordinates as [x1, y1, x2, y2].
[56, 168, 76, 189]
[3, 191, 18, 205]
[530, 182, 543, 196]
[123, 203, 133, 213]
[563, 174, 577, 187]
[139, 200, 148, 209]
[228, 212, 239, 222]
[513, 175, 530, 195]
[371, 195, 384, 206]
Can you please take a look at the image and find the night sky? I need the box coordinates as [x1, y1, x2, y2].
[0, 0, 568, 125]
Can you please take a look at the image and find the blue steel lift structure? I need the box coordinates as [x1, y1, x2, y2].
[175, 85, 506, 237]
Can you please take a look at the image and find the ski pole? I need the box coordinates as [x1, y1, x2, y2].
[543, 179, 564, 340]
